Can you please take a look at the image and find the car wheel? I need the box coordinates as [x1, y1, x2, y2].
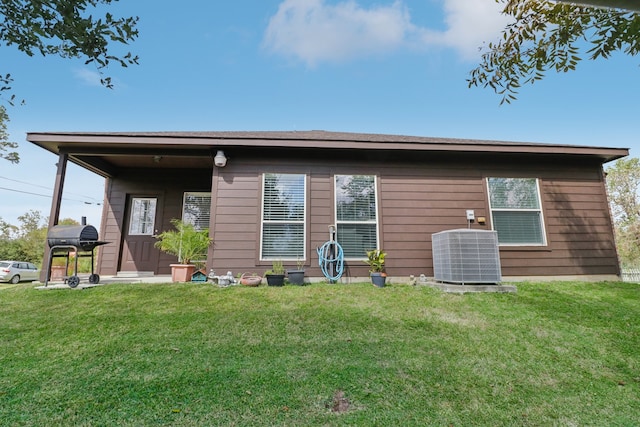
[10, 275, 20, 284]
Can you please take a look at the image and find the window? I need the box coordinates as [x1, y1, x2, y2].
[487, 177, 546, 245]
[261, 173, 306, 259]
[183, 192, 211, 230]
[128, 198, 157, 235]
[335, 175, 378, 258]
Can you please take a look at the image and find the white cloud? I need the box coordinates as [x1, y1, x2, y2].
[423, 0, 511, 60]
[73, 68, 127, 91]
[263, 0, 416, 67]
[262, 0, 511, 66]
[73, 68, 104, 87]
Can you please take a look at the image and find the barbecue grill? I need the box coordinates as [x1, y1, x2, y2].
[45, 224, 109, 288]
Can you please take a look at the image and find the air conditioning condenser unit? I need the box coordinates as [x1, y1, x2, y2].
[431, 229, 502, 284]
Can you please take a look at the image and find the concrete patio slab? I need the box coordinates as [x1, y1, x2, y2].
[420, 281, 517, 294]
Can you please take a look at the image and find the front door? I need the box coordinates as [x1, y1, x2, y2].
[120, 196, 162, 273]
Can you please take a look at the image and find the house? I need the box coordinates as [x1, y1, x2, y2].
[27, 130, 628, 282]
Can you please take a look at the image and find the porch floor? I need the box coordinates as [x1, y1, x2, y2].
[35, 274, 173, 290]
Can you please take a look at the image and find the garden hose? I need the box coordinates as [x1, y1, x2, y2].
[317, 240, 344, 282]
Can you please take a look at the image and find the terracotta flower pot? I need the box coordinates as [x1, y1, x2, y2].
[240, 273, 262, 286]
[50, 265, 67, 281]
[170, 264, 196, 283]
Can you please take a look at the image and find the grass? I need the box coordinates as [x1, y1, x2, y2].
[1, 281, 639, 426]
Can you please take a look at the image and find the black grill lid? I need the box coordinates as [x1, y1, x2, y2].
[47, 225, 106, 251]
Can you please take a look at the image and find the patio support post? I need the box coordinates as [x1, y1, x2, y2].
[39, 152, 68, 282]
[206, 159, 220, 274]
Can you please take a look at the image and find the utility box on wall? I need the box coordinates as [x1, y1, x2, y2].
[432, 229, 502, 284]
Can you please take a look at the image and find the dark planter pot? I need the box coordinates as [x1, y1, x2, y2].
[266, 274, 285, 286]
[287, 270, 305, 285]
[370, 273, 386, 288]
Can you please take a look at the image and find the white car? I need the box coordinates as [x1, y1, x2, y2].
[0, 261, 40, 284]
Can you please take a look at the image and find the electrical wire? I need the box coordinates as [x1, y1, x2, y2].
[0, 175, 102, 204]
[0, 175, 52, 191]
[0, 186, 51, 198]
[0, 186, 102, 205]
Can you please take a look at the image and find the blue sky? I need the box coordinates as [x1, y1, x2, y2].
[2, 0, 639, 228]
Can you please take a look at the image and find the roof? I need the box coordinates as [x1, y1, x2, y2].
[26, 130, 629, 177]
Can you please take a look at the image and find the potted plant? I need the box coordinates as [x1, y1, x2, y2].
[154, 219, 213, 282]
[265, 260, 285, 286]
[287, 257, 306, 285]
[364, 249, 387, 287]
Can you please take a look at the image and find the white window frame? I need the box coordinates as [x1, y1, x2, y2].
[182, 192, 211, 231]
[334, 174, 379, 260]
[260, 173, 307, 261]
[487, 177, 547, 246]
[128, 197, 157, 236]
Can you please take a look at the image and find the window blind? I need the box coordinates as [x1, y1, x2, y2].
[183, 192, 211, 231]
[261, 174, 306, 259]
[488, 177, 545, 245]
[335, 175, 378, 258]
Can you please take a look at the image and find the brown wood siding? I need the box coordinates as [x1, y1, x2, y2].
[378, 165, 483, 274]
[498, 173, 619, 277]
[210, 170, 261, 270]
[98, 153, 619, 279]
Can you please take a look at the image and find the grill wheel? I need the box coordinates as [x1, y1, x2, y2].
[67, 276, 80, 288]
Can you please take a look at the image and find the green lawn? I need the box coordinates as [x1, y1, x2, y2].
[1, 281, 638, 426]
